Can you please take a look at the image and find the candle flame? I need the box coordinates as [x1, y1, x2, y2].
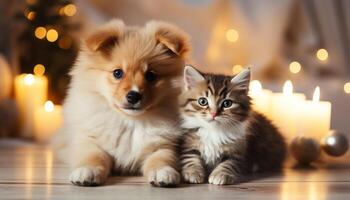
[283, 80, 293, 96]
[249, 80, 262, 96]
[44, 101, 54, 112]
[313, 86, 320, 102]
[24, 74, 35, 85]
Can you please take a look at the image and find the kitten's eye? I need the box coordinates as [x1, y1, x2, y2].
[198, 97, 208, 106]
[222, 99, 233, 108]
[113, 69, 124, 79]
[145, 71, 158, 82]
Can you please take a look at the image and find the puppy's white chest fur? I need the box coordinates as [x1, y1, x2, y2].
[196, 123, 246, 166]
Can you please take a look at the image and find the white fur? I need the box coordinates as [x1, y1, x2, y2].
[181, 114, 247, 166]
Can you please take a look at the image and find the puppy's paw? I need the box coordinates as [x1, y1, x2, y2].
[181, 168, 205, 184]
[69, 166, 107, 186]
[147, 166, 180, 187]
[208, 171, 238, 185]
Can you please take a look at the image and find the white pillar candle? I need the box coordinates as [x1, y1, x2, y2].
[34, 101, 63, 143]
[15, 74, 48, 138]
[271, 81, 306, 142]
[298, 87, 331, 140]
[249, 80, 273, 119]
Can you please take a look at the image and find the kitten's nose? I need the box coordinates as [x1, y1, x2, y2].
[211, 112, 217, 119]
[126, 91, 142, 104]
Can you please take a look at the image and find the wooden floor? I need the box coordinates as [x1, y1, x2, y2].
[0, 140, 350, 200]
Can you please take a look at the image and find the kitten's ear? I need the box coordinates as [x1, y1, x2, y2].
[231, 68, 251, 92]
[84, 19, 125, 55]
[146, 21, 190, 58]
[184, 65, 205, 90]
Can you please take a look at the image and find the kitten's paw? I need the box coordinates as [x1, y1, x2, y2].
[208, 171, 238, 185]
[147, 166, 180, 187]
[69, 166, 107, 186]
[181, 169, 205, 184]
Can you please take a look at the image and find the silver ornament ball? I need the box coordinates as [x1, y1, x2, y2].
[321, 130, 349, 157]
[290, 136, 321, 165]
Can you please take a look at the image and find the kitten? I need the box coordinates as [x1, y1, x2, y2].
[55, 19, 190, 187]
[179, 66, 286, 185]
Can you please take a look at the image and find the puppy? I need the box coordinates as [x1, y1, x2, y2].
[57, 19, 190, 187]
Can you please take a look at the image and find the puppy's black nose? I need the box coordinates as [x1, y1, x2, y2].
[126, 91, 142, 104]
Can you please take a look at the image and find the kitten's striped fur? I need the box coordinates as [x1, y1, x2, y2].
[179, 66, 286, 185]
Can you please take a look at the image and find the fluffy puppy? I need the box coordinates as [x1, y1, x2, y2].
[57, 19, 190, 187]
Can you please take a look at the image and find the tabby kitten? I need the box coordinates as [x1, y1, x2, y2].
[179, 66, 286, 185]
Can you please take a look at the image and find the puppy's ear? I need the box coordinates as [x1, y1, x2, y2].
[146, 21, 190, 58]
[84, 19, 125, 55]
[184, 65, 205, 90]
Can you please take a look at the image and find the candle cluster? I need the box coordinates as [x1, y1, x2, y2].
[15, 71, 62, 143]
[249, 80, 331, 143]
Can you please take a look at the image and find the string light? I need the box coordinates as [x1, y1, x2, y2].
[26, 0, 37, 5]
[316, 48, 328, 61]
[34, 27, 46, 39]
[46, 29, 58, 42]
[232, 65, 243, 75]
[289, 61, 301, 74]
[226, 29, 239, 42]
[44, 101, 54, 112]
[33, 64, 45, 76]
[344, 82, 350, 94]
[63, 4, 77, 16]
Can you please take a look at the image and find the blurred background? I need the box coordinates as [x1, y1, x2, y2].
[0, 0, 349, 141]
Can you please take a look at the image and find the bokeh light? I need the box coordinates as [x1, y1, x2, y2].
[24, 74, 35, 85]
[46, 29, 58, 42]
[34, 27, 46, 39]
[26, 11, 36, 20]
[63, 4, 77, 16]
[316, 48, 328, 61]
[226, 29, 239, 42]
[289, 61, 302, 74]
[33, 64, 45, 76]
[344, 82, 350, 94]
[232, 64, 243, 75]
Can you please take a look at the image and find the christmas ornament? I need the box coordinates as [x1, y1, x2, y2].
[321, 130, 349, 157]
[290, 136, 321, 165]
[0, 54, 12, 100]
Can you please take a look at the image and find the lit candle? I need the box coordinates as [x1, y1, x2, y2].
[34, 101, 63, 143]
[249, 80, 273, 118]
[298, 87, 331, 140]
[271, 81, 306, 142]
[15, 74, 48, 138]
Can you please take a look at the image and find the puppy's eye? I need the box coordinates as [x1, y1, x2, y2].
[198, 97, 208, 106]
[222, 99, 233, 108]
[113, 69, 124, 79]
[145, 71, 157, 82]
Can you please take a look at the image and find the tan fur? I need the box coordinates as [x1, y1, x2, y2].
[55, 19, 190, 187]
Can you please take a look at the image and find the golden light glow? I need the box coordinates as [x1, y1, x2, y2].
[34, 27, 46, 39]
[289, 61, 301, 74]
[58, 36, 72, 49]
[63, 4, 77, 16]
[283, 80, 293, 96]
[26, 11, 36, 20]
[44, 101, 54, 112]
[249, 80, 263, 97]
[24, 74, 35, 85]
[33, 64, 45, 76]
[313, 86, 320, 102]
[225, 29, 239, 42]
[232, 64, 243, 75]
[46, 29, 58, 42]
[316, 48, 328, 61]
[344, 82, 350, 94]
